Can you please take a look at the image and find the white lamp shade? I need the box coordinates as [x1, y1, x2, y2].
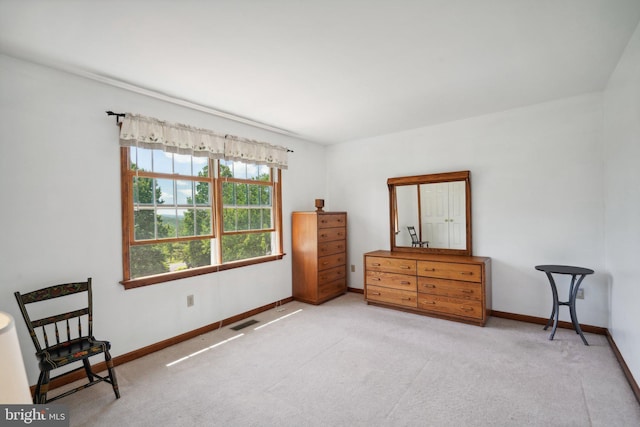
[0, 311, 32, 403]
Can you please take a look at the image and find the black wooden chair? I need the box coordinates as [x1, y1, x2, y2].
[407, 226, 429, 248]
[14, 278, 120, 403]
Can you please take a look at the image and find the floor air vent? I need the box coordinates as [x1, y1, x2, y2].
[230, 319, 259, 330]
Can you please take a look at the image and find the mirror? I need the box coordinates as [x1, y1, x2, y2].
[388, 171, 472, 256]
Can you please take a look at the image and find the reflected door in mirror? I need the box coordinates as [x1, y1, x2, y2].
[421, 181, 466, 249]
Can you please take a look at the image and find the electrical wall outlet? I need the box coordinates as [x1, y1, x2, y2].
[576, 289, 584, 299]
[351, 264, 356, 273]
[187, 294, 194, 307]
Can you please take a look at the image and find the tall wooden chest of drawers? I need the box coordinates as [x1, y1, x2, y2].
[364, 250, 491, 326]
[292, 212, 347, 304]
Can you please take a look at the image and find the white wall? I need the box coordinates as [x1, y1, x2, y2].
[0, 54, 327, 385]
[603, 22, 640, 384]
[327, 93, 607, 327]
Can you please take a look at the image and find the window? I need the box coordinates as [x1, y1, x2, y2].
[120, 147, 283, 289]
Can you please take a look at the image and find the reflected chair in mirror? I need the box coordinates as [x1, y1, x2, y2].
[407, 226, 429, 248]
[14, 278, 120, 403]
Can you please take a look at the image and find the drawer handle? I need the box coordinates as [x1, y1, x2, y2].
[337, 232, 344, 236]
[460, 272, 473, 276]
[400, 281, 411, 285]
[371, 277, 381, 281]
[461, 307, 474, 312]
[320, 220, 327, 223]
[371, 263, 381, 267]
[320, 234, 327, 238]
[370, 291, 381, 296]
[322, 262, 329, 265]
[461, 289, 473, 294]
[422, 284, 436, 288]
[424, 268, 436, 272]
[400, 265, 411, 269]
[423, 300, 436, 305]
[401, 297, 413, 301]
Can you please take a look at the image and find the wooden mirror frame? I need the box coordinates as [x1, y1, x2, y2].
[388, 170, 472, 256]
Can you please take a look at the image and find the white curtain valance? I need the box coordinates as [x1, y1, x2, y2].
[119, 113, 288, 169]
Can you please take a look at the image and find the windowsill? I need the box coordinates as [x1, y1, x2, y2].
[120, 253, 286, 290]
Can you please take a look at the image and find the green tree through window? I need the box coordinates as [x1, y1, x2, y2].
[121, 148, 283, 287]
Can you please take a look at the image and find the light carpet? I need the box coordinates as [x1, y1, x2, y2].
[57, 293, 639, 426]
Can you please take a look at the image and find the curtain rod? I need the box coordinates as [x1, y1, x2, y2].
[106, 111, 125, 124]
[106, 111, 293, 152]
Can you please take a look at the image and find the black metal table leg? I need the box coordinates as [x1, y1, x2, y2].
[545, 272, 560, 340]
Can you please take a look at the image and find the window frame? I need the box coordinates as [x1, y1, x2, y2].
[120, 147, 284, 289]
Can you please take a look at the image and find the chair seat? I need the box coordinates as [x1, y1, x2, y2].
[38, 337, 111, 371]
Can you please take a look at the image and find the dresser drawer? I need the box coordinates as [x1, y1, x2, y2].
[318, 278, 346, 300]
[366, 270, 416, 291]
[319, 253, 346, 271]
[318, 265, 346, 284]
[318, 214, 347, 229]
[318, 227, 346, 243]
[418, 294, 482, 319]
[318, 240, 346, 257]
[418, 277, 481, 301]
[417, 261, 482, 283]
[367, 285, 417, 308]
[366, 256, 416, 275]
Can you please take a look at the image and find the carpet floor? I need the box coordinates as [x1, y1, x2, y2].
[57, 292, 639, 426]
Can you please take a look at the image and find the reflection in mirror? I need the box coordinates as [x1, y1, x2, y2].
[389, 171, 471, 256]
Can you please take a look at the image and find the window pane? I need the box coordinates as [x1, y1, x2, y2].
[246, 163, 259, 180]
[257, 165, 271, 181]
[195, 209, 212, 236]
[193, 157, 209, 177]
[173, 154, 192, 175]
[134, 209, 156, 240]
[222, 181, 235, 205]
[248, 209, 260, 229]
[178, 209, 194, 237]
[259, 208, 272, 229]
[236, 208, 250, 230]
[236, 183, 248, 205]
[153, 150, 173, 174]
[261, 186, 272, 205]
[223, 207, 236, 232]
[130, 243, 170, 278]
[130, 147, 152, 172]
[195, 181, 210, 205]
[156, 208, 177, 238]
[219, 160, 233, 178]
[156, 179, 174, 205]
[133, 177, 155, 205]
[248, 184, 261, 206]
[176, 180, 193, 205]
[233, 162, 247, 179]
[221, 232, 272, 263]
[182, 239, 212, 269]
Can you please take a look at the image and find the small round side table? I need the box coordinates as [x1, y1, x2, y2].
[535, 265, 594, 345]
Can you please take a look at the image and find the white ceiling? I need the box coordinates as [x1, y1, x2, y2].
[1, 1, 640, 144]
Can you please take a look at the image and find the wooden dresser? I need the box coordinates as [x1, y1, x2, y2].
[292, 211, 347, 304]
[364, 250, 491, 326]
